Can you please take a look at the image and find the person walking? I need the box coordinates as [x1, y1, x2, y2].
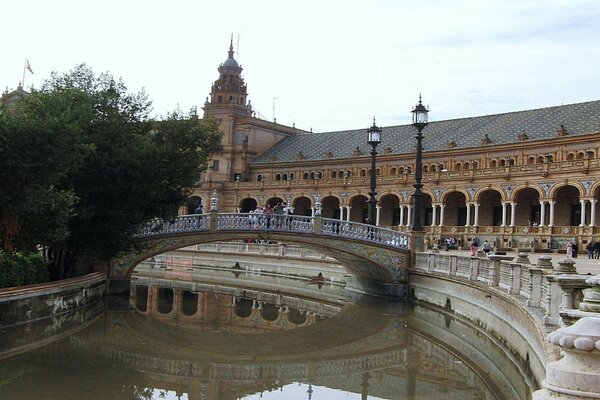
[571, 239, 578, 258]
[470, 238, 478, 256]
[566, 241, 573, 258]
[594, 240, 600, 259]
[481, 240, 492, 256]
[586, 240, 594, 259]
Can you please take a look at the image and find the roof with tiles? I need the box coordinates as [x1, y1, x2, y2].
[251, 100, 600, 165]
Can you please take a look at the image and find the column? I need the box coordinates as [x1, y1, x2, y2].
[311, 207, 315, 217]
[407, 205, 412, 227]
[474, 203, 480, 227]
[540, 200, 546, 227]
[376, 205, 381, 226]
[549, 201, 555, 227]
[465, 203, 471, 227]
[432, 204, 438, 227]
[439, 204, 445, 227]
[400, 205, 405, 226]
[580, 199, 587, 227]
[591, 199, 597, 227]
[501, 202, 507, 227]
[339, 207, 344, 221]
[510, 202, 516, 227]
[346, 206, 351, 221]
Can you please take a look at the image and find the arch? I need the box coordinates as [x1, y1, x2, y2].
[440, 188, 470, 203]
[275, 173, 281, 181]
[510, 185, 544, 202]
[455, 162, 462, 171]
[537, 156, 544, 164]
[442, 191, 467, 226]
[282, 173, 288, 181]
[303, 172, 309, 180]
[399, 167, 405, 174]
[181, 290, 198, 316]
[547, 182, 585, 199]
[577, 152, 585, 160]
[239, 197, 258, 213]
[513, 188, 541, 226]
[360, 169, 367, 177]
[266, 196, 284, 208]
[292, 196, 312, 216]
[260, 303, 279, 321]
[378, 193, 400, 226]
[234, 298, 253, 318]
[499, 159, 506, 167]
[331, 171, 337, 179]
[477, 189, 503, 226]
[390, 167, 397, 175]
[423, 165, 429, 173]
[349, 194, 368, 222]
[553, 184, 582, 226]
[156, 288, 173, 314]
[527, 156, 535, 165]
[287, 308, 307, 325]
[321, 195, 341, 219]
[490, 159, 497, 168]
[135, 285, 148, 312]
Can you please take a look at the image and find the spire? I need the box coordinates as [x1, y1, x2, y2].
[228, 33, 235, 60]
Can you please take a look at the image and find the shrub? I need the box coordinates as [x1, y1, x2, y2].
[0, 251, 49, 288]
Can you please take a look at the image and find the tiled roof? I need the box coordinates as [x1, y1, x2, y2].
[251, 100, 600, 164]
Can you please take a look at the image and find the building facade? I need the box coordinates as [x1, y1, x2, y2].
[192, 42, 600, 252]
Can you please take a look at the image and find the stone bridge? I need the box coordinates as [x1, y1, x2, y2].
[108, 212, 412, 298]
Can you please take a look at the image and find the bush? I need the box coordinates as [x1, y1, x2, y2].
[0, 251, 49, 288]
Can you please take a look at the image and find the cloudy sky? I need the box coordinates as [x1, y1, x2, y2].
[4, 0, 600, 132]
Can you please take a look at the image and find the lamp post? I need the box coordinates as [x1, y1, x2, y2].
[367, 118, 382, 225]
[410, 95, 429, 231]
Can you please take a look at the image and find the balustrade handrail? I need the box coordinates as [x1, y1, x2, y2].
[137, 213, 409, 250]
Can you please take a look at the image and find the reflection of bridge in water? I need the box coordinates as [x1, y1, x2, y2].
[109, 213, 412, 298]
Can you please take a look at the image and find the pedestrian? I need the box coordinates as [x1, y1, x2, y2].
[566, 241, 573, 258]
[571, 239, 578, 258]
[481, 240, 492, 256]
[194, 202, 203, 214]
[470, 238, 478, 256]
[263, 204, 273, 228]
[594, 240, 600, 259]
[586, 240, 594, 259]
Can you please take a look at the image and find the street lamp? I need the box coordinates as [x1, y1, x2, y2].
[367, 118, 382, 225]
[410, 95, 429, 231]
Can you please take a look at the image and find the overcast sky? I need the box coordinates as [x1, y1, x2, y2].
[4, 0, 600, 132]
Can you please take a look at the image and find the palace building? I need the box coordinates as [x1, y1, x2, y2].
[192, 41, 600, 252]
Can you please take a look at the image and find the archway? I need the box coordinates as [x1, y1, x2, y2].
[379, 194, 400, 227]
[514, 188, 541, 226]
[267, 197, 284, 208]
[350, 195, 368, 223]
[553, 185, 581, 226]
[240, 198, 257, 213]
[293, 196, 312, 216]
[478, 190, 502, 226]
[443, 192, 467, 226]
[321, 196, 341, 219]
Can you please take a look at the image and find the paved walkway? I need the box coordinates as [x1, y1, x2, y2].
[437, 249, 600, 275]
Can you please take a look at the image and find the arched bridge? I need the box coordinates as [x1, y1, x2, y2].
[109, 213, 412, 298]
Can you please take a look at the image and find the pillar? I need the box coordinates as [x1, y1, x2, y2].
[474, 203, 480, 227]
[432, 204, 438, 227]
[501, 202, 507, 227]
[465, 203, 471, 227]
[591, 199, 597, 227]
[540, 200, 546, 227]
[548, 201, 555, 227]
[407, 205, 412, 227]
[376, 205, 381, 226]
[346, 206, 351, 222]
[400, 205, 405, 226]
[580, 199, 587, 227]
[439, 204, 445, 227]
[339, 207, 344, 221]
[510, 202, 516, 227]
[311, 207, 315, 217]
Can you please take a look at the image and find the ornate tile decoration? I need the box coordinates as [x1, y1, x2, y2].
[540, 182, 555, 196]
[580, 180, 593, 195]
[502, 185, 514, 197]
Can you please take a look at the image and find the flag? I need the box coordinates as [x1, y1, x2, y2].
[25, 59, 33, 74]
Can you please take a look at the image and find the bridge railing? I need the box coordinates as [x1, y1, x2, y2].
[138, 213, 409, 250]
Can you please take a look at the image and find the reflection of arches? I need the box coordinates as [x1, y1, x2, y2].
[553, 185, 581, 226]
[181, 291, 198, 316]
[514, 188, 540, 226]
[261, 303, 279, 321]
[477, 189, 503, 226]
[287, 308, 307, 325]
[135, 285, 148, 312]
[240, 198, 258, 212]
[234, 298, 253, 318]
[379, 194, 400, 226]
[443, 191, 467, 226]
[349, 195, 368, 222]
[156, 288, 173, 314]
[321, 196, 341, 219]
[292, 196, 312, 216]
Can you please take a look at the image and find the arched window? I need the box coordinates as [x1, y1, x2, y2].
[275, 173, 281, 181]
[399, 167, 404, 174]
[331, 171, 337, 179]
[577, 152, 585, 160]
[376, 168, 381, 176]
[309, 172, 315, 180]
[390, 167, 397, 175]
[490, 160, 497, 168]
[423, 165, 429, 173]
[360, 169, 367, 177]
[537, 156, 545, 164]
[567, 153, 575, 161]
[455, 163, 462, 171]
[282, 173, 288, 181]
[528, 156, 536, 165]
[289, 173, 294, 180]
[303, 172, 309, 179]
[472, 161, 479, 169]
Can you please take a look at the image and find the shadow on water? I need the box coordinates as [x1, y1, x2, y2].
[0, 275, 537, 399]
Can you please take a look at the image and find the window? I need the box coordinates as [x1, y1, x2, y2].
[331, 171, 337, 179]
[212, 160, 220, 171]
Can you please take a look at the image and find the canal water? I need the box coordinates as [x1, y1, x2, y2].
[0, 273, 537, 399]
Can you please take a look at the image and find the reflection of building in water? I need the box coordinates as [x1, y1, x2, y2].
[130, 282, 337, 332]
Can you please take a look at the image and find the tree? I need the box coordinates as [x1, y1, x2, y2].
[0, 64, 221, 279]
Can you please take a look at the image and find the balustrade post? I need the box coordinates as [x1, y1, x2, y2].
[526, 267, 543, 307]
[209, 189, 218, 232]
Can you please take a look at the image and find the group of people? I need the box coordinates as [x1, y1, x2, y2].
[584, 239, 600, 259]
[469, 238, 493, 256]
[249, 202, 292, 228]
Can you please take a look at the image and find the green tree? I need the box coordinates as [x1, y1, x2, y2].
[1, 64, 221, 279]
